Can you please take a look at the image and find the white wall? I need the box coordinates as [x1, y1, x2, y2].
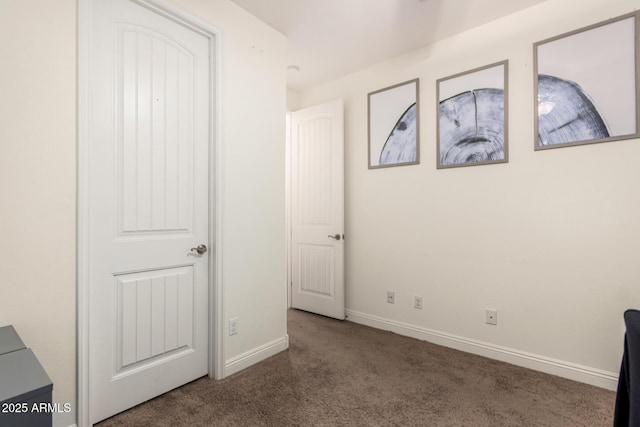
[0, 0, 286, 425]
[298, 0, 639, 389]
[0, 2, 77, 425]
[287, 88, 300, 112]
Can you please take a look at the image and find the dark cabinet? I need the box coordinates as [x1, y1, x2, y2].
[0, 326, 53, 427]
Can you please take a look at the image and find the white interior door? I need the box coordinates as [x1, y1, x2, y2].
[87, 0, 211, 422]
[290, 100, 345, 320]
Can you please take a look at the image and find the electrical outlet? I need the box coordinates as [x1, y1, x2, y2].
[229, 317, 239, 335]
[387, 291, 395, 304]
[486, 309, 497, 325]
[414, 296, 423, 310]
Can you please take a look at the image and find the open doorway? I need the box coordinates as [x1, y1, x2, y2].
[286, 100, 346, 320]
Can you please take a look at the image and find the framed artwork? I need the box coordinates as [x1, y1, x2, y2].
[368, 78, 419, 169]
[534, 12, 640, 150]
[437, 60, 508, 169]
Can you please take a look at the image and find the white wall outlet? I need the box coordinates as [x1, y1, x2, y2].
[486, 309, 497, 325]
[229, 317, 239, 335]
[387, 291, 395, 304]
[414, 296, 423, 310]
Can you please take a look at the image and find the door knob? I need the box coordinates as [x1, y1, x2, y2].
[190, 244, 208, 255]
[328, 234, 341, 241]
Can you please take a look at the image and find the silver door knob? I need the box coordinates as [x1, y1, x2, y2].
[328, 234, 341, 241]
[190, 244, 208, 255]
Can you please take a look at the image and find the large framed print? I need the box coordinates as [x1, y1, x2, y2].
[368, 79, 419, 169]
[437, 60, 508, 169]
[534, 12, 640, 150]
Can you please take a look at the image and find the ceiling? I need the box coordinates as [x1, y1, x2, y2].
[230, 0, 546, 92]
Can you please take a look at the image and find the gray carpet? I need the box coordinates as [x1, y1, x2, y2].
[98, 309, 615, 426]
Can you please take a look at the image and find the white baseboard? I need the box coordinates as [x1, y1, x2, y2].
[345, 309, 618, 391]
[224, 335, 289, 377]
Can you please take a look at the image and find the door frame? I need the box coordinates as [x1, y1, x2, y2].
[77, 0, 224, 424]
[285, 112, 292, 308]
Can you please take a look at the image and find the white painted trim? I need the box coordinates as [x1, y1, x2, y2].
[224, 335, 289, 377]
[76, 0, 91, 424]
[285, 112, 292, 309]
[346, 309, 619, 391]
[213, 23, 225, 383]
[77, 0, 224, 425]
